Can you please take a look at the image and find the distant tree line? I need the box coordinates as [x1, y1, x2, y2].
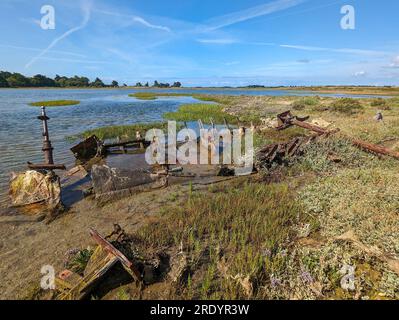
[0, 71, 120, 88]
[135, 80, 182, 88]
[0, 71, 183, 89]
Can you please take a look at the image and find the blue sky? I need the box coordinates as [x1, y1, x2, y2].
[1, 0, 398, 86]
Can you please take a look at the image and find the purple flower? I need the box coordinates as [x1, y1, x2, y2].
[270, 276, 282, 288]
[301, 269, 314, 284]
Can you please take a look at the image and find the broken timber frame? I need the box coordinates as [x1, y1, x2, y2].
[276, 110, 399, 160]
[56, 228, 142, 300]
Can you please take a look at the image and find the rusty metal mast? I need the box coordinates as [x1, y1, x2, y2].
[27, 106, 66, 171]
[38, 106, 54, 165]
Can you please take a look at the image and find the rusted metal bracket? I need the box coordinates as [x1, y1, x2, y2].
[276, 110, 399, 160]
[276, 110, 330, 135]
[70, 135, 105, 161]
[27, 162, 66, 171]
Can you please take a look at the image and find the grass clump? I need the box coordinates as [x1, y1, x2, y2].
[192, 95, 231, 104]
[387, 97, 399, 108]
[370, 98, 391, 110]
[77, 122, 170, 140]
[29, 100, 80, 107]
[291, 97, 319, 110]
[130, 92, 224, 103]
[129, 92, 158, 100]
[330, 98, 364, 115]
[66, 248, 94, 275]
[163, 103, 236, 124]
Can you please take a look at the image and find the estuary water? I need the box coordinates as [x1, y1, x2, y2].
[0, 88, 380, 208]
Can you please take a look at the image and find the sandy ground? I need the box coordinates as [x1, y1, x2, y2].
[0, 160, 231, 299]
[0, 187, 168, 299]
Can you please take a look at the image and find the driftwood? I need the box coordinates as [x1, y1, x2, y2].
[351, 139, 399, 160]
[56, 245, 119, 300]
[89, 228, 141, 280]
[55, 228, 142, 300]
[276, 111, 399, 160]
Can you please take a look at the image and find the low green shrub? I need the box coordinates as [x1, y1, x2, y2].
[330, 98, 364, 115]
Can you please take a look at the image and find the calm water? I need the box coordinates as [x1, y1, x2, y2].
[0, 88, 381, 208]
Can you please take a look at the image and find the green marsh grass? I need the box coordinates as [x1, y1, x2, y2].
[163, 103, 236, 124]
[129, 92, 222, 103]
[291, 97, 320, 110]
[329, 98, 364, 115]
[133, 181, 311, 299]
[75, 122, 171, 140]
[66, 248, 94, 275]
[29, 100, 80, 107]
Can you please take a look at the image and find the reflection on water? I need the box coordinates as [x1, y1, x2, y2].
[0, 88, 380, 208]
[0, 89, 196, 208]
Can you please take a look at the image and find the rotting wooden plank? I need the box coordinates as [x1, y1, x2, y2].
[55, 229, 143, 300]
[89, 228, 142, 281]
[56, 245, 119, 300]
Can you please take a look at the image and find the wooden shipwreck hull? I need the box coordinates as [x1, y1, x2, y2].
[91, 165, 167, 204]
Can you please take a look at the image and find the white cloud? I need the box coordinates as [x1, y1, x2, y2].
[388, 56, 399, 68]
[224, 61, 240, 66]
[34, 56, 110, 64]
[25, 0, 93, 68]
[0, 44, 86, 58]
[353, 71, 367, 77]
[297, 59, 310, 63]
[107, 48, 135, 64]
[19, 17, 41, 27]
[132, 16, 171, 32]
[94, 9, 171, 32]
[204, 0, 307, 31]
[280, 44, 389, 56]
[196, 38, 238, 45]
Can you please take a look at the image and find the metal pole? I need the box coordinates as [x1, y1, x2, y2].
[38, 106, 54, 165]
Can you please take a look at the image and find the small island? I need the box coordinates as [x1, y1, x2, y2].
[129, 92, 188, 100]
[29, 100, 80, 107]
